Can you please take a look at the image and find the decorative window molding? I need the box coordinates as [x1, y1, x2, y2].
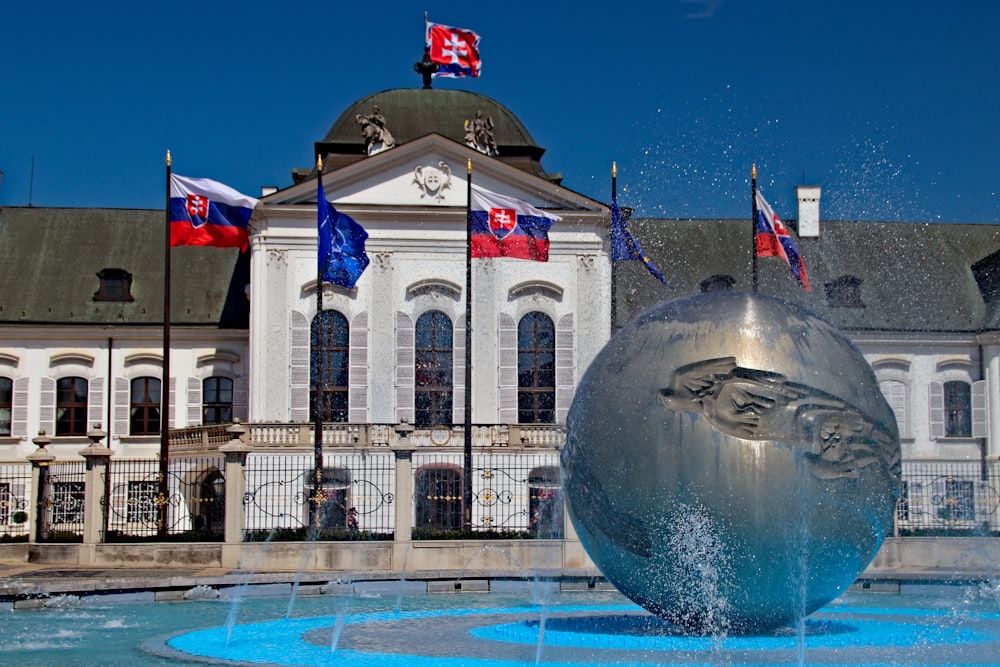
[49, 352, 95, 368]
[508, 280, 563, 301]
[935, 357, 973, 372]
[406, 278, 462, 301]
[870, 357, 911, 372]
[302, 279, 357, 299]
[196, 350, 241, 367]
[123, 352, 164, 367]
[0, 352, 19, 368]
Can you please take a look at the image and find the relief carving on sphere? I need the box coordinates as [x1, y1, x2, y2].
[659, 356, 901, 481]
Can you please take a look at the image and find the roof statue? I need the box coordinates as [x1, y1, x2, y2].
[464, 111, 498, 156]
[355, 105, 396, 156]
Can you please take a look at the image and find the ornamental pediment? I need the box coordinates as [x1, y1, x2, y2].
[260, 135, 602, 213]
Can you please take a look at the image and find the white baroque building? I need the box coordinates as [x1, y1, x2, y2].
[2, 86, 1000, 551]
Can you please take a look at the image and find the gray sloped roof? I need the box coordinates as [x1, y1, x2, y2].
[0, 207, 248, 327]
[615, 218, 1000, 334]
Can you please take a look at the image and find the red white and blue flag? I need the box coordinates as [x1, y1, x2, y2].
[169, 174, 257, 251]
[470, 185, 560, 262]
[755, 190, 810, 291]
[426, 21, 481, 78]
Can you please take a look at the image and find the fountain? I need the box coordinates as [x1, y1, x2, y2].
[8, 294, 1000, 666]
[562, 292, 901, 633]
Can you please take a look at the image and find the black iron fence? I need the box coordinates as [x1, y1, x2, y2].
[6, 455, 1000, 542]
[0, 463, 31, 541]
[105, 455, 225, 540]
[411, 451, 563, 539]
[244, 451, 395, 541]
[896, 460, 1000, 535]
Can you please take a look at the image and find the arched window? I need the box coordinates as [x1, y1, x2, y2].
[203, 376, 233, 425]
[130, 377, 161, 436]
[517, 312, 556, 424]
[944, 380, 972, 437]
[414, 310, 453, 427]
[56, 377, 89, 436]
[311, 310, 349, 422]
[415, 464, 463, 531]
[0, 377, 11, 436]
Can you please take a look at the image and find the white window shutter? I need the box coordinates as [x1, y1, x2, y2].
[87, 377, 104, 431]
[186, 377, 202, 426]
[39, 377, 55, 435]
[113, 376, 129, 437]
[11, 377, 29, 438]
[395, 311, 414, 423]
[972, 380, 987, 439]
[555, 314, 575, 424]
[289, 311, 310, 423]
[498, 314, 517, 424]
[233, 376, 249, 422]
[929, 381, 945, 439]
[879, 380, 907, 439]
[168, 377, 176, 429]
[349, 312, 369, 423]
[452, 314, 467, 425]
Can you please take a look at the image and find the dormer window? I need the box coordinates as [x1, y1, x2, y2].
[94, 268, 134, 302]
[700, 275, 736, 293]
[824, 275, 864, 308]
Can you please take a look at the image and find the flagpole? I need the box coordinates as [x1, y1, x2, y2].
[158, 150, 172, 538]
[610, 162, 618, 329]
[751, 163, 759, 294]
[463, 158, 473, 531]
[313, 155, 325, 531]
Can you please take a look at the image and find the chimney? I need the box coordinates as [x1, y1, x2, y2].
[795, 185, 821, 237]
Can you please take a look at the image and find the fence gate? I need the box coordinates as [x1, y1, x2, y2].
[37, 461, 87, 542]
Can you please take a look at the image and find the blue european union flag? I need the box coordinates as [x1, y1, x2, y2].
[318, 180, 369, 288]
[611, 194, 671, 287]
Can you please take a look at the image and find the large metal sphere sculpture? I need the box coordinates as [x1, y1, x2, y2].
[562, 292, 900, 633]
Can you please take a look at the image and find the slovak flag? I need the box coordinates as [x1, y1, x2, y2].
[755, 190, 810, 291]
[169, 174, 258, 251]
[426, 21, 481, 78]
[470, 185, 561, 261]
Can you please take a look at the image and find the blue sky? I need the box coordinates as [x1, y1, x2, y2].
[2, 0, 998, 223]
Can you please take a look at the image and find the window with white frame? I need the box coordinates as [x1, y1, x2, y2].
[56, 377, 88, 436]
[0, 377, 11, 436]
[130, 377, 161, 436]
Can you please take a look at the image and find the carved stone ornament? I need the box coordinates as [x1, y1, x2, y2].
[413, 162, 453, 201]
[373, 252, 393, 270]
[266, 249, 287, 266]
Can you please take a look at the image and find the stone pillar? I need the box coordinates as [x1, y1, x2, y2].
[27, 431, 55, 544]
[78, 425, 112, 547]
[218, 421, 251, 545]
[391, 420, 415, 574]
